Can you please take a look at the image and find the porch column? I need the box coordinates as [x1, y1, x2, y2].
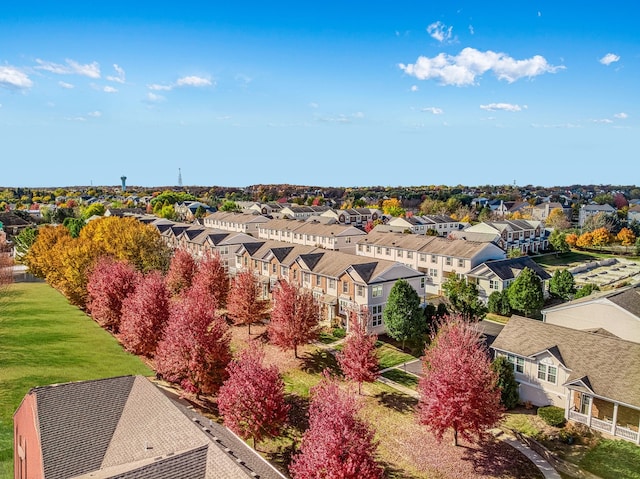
[612, 403, 618, 437]
[564, 389, 571, 420]
[587, 395, 593, 428]
[637, 415, 640, 445]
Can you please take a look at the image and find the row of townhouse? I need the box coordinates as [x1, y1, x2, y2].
[256, 218, 366, 253]
[578, 203, 617, 227]
[242, 203, 381, 226]
[142, 217, 427, 334]
[203, 211, 270, 235]
[385, 214, 462, 237]
[461, 219, 548, 255]
[353, 231, 506, 295]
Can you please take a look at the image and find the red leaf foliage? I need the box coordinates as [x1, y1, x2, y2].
[337, 309, 379, 394]
[268, 280, 320, 358]
[192, 251, 229, 308]
[86, 257, 141, 333]
[154, 282, 231, 396]
[119, 270, 171, 357]
[218, 345, 289, 447]
[165, 248, 197, 295]
[226, 270, 268, 334]
[290, 373, 383, 479]
[417, 315, 503, 446]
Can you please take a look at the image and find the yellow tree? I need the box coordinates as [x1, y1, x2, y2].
[566, 233, 578, 248]
[382, 198, 405, 217]
[617, 227, 636, 247]
[591, 227, 612, 248]
[25, 225, 73, 283]
[575, 232, 593, 249]
[546, 208, 570, 230]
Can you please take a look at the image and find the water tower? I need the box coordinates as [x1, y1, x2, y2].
[121, 176, 127, 192]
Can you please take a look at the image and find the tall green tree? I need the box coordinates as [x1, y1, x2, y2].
[487, 290, 511, 316]
[549, 269, 575, 300]
[441, 275, 487, 321]
[382, 279, 425, 350]
[13, 226, 39, 263]
[549, 229, 570, 253]
[507, 267, 544, 318]
[491, 356, 520, 410]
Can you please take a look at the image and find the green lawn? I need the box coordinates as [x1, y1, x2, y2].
[0, 282, 152, 476]
[376, 341, 417, 369]
[580, 439, 640, 479]
[381, 368, 419, 389]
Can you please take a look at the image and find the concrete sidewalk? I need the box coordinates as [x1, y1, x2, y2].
[490, 429, 561, 479]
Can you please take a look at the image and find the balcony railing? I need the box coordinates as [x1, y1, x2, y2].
[568, 410, 587, 423]
[617, 426, 639, 442]
[591, 417, 613, 434]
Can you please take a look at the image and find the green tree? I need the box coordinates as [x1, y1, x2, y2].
[382, 279, 425, 350]
[81, 203, 106, 219]
[487, 290, 511, 316]
[219, 200, 239, 212]
[507, 248, 523, 258]
[549, 229, 570, 253]
[507, 268, 544, 318]
[491, 356, 520, 410]
[14, 226, 39, 263]
[574, 283, 599, 299]
[549, 269, 575, 300]
[441, 275, 487, 321]
[63, 217, 85, 238]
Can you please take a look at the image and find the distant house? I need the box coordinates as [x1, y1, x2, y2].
[628, 204, 640, 224]
[462, 220, 547, 255]
[578, 204, 616, 227]
[491, 316, 640, 444]
[14, 375, 286, 478]
[542, 284, 640, 343]
[0, 212, 31, 237]
[530, 202, 571, 222]
[203, 211, 270, 235]
[465, 256, 551, 302]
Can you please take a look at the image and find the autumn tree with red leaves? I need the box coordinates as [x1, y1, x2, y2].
[155, 282, 231, 397]
[268, 280, 320, 358]
[119, 270, 171, 357]
[417, 315, 503, 446]
[226, 270, 268, 335]
[337, 308, 379, 394]
[289, 373, 383, 479]
[218, 346, 289, 449]
[165, 248, 197, 295]
[191, 251, 229, 308]
[86, 257, 141, 332]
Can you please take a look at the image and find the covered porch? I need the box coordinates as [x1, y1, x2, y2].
[567, 389, 640, 444]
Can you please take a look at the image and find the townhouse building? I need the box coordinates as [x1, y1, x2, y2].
[355, 231, 505, 295]
[578, 204, 616, 227]
[320, 208, 381, 226]
[256, 218, 366, 253]
[203, 211, 270, 235]
[462, 220, 548, 255]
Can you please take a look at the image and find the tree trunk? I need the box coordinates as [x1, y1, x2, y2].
[453, 428, 458, 446]
[294, 343, 298, 359]
[248, 322, 251, 336]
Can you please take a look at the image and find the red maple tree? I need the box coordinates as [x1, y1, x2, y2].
[226, 270, 268, 335]
[417, 315, 503, 446]
[154, 282, 231, 397]
[217, 345, 289, 448]
[337, 308, 379, 394]
[86, 257, 140, 332]
[289, 372, 383, 479]
[191, 251, 229, 308]
[119, 270, 171, 357]
[268, 280, 320, 358]
[165, 248, 197, 295]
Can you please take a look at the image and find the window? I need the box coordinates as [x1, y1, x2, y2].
[281, 266, 288, 277]
[445, 257, 452, 266]
[356, 285, 364, 297]
[419, 253, 427, 262]
[372, 285, 383, 297]
[385, 248, 391, 256]
[407, 251, 413, 259]
[431, 255, 437, 263]
[420, 277, 426, 289]
[358, 244, 363, 252]
[272, 263, 277, 273]
[506, 354, 524, 374]
[329, 279, 336, 289]
[458, 259, 464, 267]
[371, 304, 384, 327]
[537, 363, 557, 383]
[303, 272, 310, 283]
[316, 274, 321, 286]
[429, 268, 438, 277]
[366, 245, 371, 253]
[342, 281, 349, 294]
[489, 279, 500, 290]
[376, 246, 382, 254]
[397, 250, 403, 258]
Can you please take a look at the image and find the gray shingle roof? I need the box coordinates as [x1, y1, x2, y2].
[467, 256, 551, 281]
[606, 285, 640, 317]
[491, 316, 640, 407]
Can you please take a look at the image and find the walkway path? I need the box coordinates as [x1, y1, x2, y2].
[490, 429, 562, 479]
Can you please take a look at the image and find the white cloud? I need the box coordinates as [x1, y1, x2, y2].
[106, 64, 126, 83]
[88, 111, 102, 118]
[146, 92, 165, 103]
[480, 102, 523, 112]
[0, 65, 33, 90]
[410, 85, 418, 92]
[148, 83, 173, 91]
[399, 47, 564, 86]
[175, 75, 212, 87]
[592, 118, 613, 124]
[468, 25, 474, 35]
[599, 53, 620, 66]
[427, 21, 454, 43]
[58, 81, 74, 89]
[309, 102, 319, 108]
[103, 86, 118, 93]
[422, 107, 443, 114]
[35, 58, 100, 78]
[614, 112, 628, 119]
[317, 112, 364, 123]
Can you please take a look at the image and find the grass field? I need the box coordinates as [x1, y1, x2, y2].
[580, 439, 640, 479]
[0, 282, 152, 477]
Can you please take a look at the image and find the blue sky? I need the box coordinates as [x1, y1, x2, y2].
[0, 1, 637, 188]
